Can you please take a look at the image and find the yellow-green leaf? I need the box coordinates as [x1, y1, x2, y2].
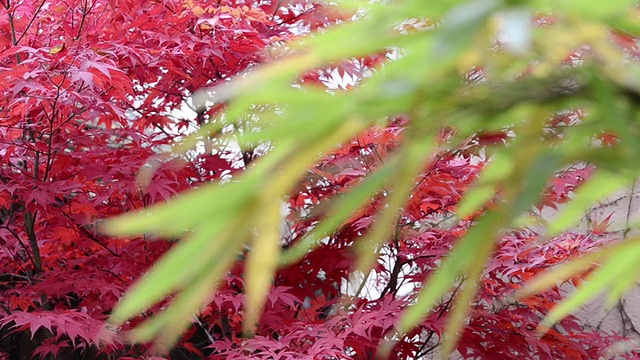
[547, 171, 629, 236]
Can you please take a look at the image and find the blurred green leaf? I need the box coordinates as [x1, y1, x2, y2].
[392, 211, 503, 340]
[517, 250, 603, 299]
[280, 158, 397, 266]
[511, 152, 562, 216]
[544, 0, 636, 20]
[456, 184, 496, 219]
[102, 0, 640, 354]
[540, 238, 640, 331]
[547, 171, 630, 236]
[433, 0, 499, 60]
[355, 137, 436, 272]
[244, 198, 282, 333]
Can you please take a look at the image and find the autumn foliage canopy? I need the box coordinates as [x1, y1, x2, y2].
[1, 0, 640, 359]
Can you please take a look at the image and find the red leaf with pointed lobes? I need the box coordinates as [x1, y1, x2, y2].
[590, 213, 614, 235]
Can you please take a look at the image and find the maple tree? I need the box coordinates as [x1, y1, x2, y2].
[2, 0, 640, 359]
[0, 0, 297, 357]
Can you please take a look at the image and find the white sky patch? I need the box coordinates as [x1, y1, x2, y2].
[323, 67, 359, 90]
[495, 9, 532, 55]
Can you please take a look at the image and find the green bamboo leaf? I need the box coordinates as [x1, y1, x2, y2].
[547, 171, 629, 236]
[229, 98, 350, 146]
[97, 0, 640, 354]
[516, 250, 604, 299]
[393, 211, 502, 338]
[456, 152, 516, 219]
[441, 284, 477, 359]
[605, 244, 640, 305]
[244, 198, 282, 334]
[280, 158, 397, 266]
[480, 152, 516, 184]
[540, 239, 640, 330]
[456, 184, 496, 219]
[433, 0, 499, 61]
[355, 137, 435, 272]
[101, 181, 250, 237]
[108, 219, 240, 325]
[538, 0, 636, 20]
[131, 248, 239, 346]
[171, 118, 228, 156]
[511, 152, 563, 216]
[441, 226, 497, 358]
[380, 211, 504, 358]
